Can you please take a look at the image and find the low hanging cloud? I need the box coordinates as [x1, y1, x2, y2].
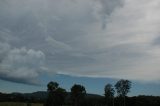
[0, 0, 160, 84]
[0, 47, 47, 85]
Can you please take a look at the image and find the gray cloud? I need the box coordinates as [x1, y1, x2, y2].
[97, 0, 125, 28]
[0, 0, 160, 84]
[0, 42, 10, 63]
[0, 47, 47, 85]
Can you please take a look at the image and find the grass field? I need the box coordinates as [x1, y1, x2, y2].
[0, 102, 43, 106]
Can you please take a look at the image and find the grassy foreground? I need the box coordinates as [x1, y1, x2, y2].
[0, 102, 43, 106]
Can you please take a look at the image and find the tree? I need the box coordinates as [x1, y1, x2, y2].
[115, 79, 131, 106]
[46, 81, 66, 106]
[105, 84, 115, 98]
[104, 84, 115, 106]
[47, 81, 59, 92]
[71, 84, 86, 106]
[55, 87, 67, 106]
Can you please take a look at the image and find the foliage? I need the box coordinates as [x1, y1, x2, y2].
[115, 79, 131, 97]
[115, 79, 131, 106]
[104, 84, 115, 98]
[104, 84, 115, 106]
[71, 84, 86, 106]
[47, 81, 59, 91]
[46, 81, 66, 106]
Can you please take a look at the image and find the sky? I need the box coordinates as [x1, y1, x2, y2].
[0, 0, 160, 96]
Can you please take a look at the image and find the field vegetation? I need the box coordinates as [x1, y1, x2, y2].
[0, 102, 43, 106]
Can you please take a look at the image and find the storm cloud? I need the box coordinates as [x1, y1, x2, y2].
[0, 0, 160, 84]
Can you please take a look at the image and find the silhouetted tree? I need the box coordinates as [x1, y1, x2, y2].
[46, 81, 66, 106]
[47, 81, 59, 92]
[104, 84, 115, 106]
[115, 79, 131, 106]
[55, 87, 67, 106]
[71, 84, 86, 106]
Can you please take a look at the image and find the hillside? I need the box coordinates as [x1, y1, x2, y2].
[0, 92, 160, 106]
[0, 91, 103, 102]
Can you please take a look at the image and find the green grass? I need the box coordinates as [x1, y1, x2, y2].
[0, 102, 43, 106]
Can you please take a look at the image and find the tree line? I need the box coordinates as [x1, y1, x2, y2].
[0, 79, 160, 106]
[45, 79, 131, 106]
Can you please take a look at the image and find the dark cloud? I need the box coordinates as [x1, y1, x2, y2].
[99, 0, 124, 15]
[0, 73, 40, 85]
[152, 36, 160, 46]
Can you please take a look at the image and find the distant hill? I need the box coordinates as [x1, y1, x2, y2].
[0, 91, 103, 102]
[23, 91, 48, 100]
[24, 91, 103, 99]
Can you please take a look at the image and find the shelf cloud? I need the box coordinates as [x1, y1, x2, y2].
[0, 0, 160, 84]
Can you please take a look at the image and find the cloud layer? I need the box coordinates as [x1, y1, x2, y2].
[0, 0, 160, 84]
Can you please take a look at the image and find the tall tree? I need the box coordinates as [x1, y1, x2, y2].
[46, 81, 66, 106]
[55, 87, 67, 106]
[71, 84, 86, 106]
[115, 79, 131, 106]
[104, 84, 115, 106]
